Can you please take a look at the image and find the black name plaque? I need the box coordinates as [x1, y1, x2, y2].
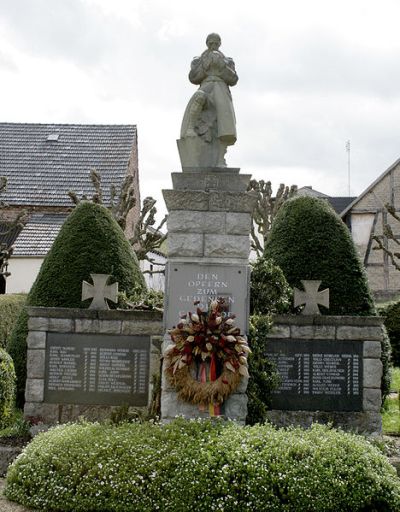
[44, 333, 150, 406]
[266, 339, 363, 411]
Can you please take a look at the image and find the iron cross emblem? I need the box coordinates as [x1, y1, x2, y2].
[81, 274, 118, 310]
[293, 280, 329, 315]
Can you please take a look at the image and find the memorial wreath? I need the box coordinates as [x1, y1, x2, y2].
[164, 298, 251, 406]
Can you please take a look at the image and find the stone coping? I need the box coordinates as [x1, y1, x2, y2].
[27, 306, 163, 322]
[272, 314, 383, 326]
[181, 167, 241, 174]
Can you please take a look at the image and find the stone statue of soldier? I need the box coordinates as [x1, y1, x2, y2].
[178, 33, 238, 169]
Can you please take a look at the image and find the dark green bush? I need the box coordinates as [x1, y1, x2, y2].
[246, 315, 280, 425]
[247, 258, 291, 423]
[250, 257, 292, 315]
[6, 420, 400, 511]
[379, 300, 400, 367]
[264, 196, 375, 316]
[0, 348, 16, 428]
[8, 201, 146, 406]
[0, 294, 26, 350]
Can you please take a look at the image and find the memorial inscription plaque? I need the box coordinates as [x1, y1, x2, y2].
[266, 339, 363, 411]
[44, 333, 150, 406]
[165, 262, 249, 332]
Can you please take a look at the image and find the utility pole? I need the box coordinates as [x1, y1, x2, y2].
[346, 140, 351, 196]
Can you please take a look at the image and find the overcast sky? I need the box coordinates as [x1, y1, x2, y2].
[1, 0, 400, 218]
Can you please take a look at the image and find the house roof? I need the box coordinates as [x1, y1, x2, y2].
[0, 221, 22, 252]
[12, 213, 67, 256]
[340, 157, 400, 217]
[0, 123, 137, 207]
[327, 197, 357, 215]
[296, 186, 355, 215]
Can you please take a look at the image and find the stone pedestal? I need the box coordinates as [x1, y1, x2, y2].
[161, 168, 255, 423]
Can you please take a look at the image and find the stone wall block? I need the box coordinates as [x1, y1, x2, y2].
[235, 376, 249, 393]
[202, 212, 226, 233]
[226, 212, 252, 235]
[167, 210, 204, 232]
[266, 410, 382, 434]
[161, 376, 175, 392]
[363, 340, 382, 359]
[223, 393, 248, 421]
[46, 318, 74, 333]
[25, 379, 44, 402]
[336, 326, 383, 340]
[151, 336, 163, 353]
[59, 404, 131, 423]
[171, 171, 251, 192]
[121, 321, 163, 335]
[24, 402, 60, 423]
[209, 192, 257, 213]
[27, 331, 46, 349]
[28, 317, 49, 331]
[27, 350, 46, 379]
[98, 320, 122, 334]
[161, 391, 211, 419]
[75, 319, 100, 333]
[290, 325, 335, 339]
[265, 325, 290, 338]
[168, 233, 204, 257]
[363, 388, 382, 411]
[204, 234, 250, 259]
[149, 355, 161, 380]
[163, 190, 209, 211]
[363, 358, 383, 388]
[167, 211, 225, 234]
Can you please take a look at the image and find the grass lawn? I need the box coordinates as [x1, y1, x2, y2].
[382, 367, 400, 434]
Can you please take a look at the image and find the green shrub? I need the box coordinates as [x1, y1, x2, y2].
[0, 348, 16, 428]
[247, 258, 291, 423]
[379, 300, 400, 367]
[264, 196, 375, 316]
[8, 201, 146, 406]
[246, 315, 280, 425]
[0, 294, 26, 350]
[6, 420, 400, 511]
[6, 310, 28, 407]
[250, 257, 292, 315]
[0, 408, 30, 440]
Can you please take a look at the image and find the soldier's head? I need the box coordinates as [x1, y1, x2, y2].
[206, 33, 221, 51]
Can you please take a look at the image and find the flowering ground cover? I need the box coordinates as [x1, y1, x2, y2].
[5, 419, 400, 511]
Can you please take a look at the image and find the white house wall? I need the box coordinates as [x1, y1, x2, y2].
[348, 160, 400, 298]
[7, 257, 43, 294]
[140, 252, 165, 292]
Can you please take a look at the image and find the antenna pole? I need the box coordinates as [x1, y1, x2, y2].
[346, 140, 351, 196]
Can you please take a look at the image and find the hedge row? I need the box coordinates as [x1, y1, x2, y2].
[5, 420, 400, 511]
[0, 294, 26, 350]
[379, 300, 400, 367]
[0, 348, 16, 428]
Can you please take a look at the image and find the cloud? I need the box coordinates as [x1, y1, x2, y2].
[1, 0, 400, 217]
[0, 0, 127, 66]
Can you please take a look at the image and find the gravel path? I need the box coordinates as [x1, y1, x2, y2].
[0, 479, 35, 512]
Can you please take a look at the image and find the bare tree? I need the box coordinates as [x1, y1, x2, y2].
[68, 170, 167, 268]
[129, 197, 167, 273]
[247, 179, 297, 258]
[372, 203, 400, 271]
[0, 177, 28, 278]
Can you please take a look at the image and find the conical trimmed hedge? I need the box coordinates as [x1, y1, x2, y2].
[8, 201, 146, 405]
[264, 196, 375, 316]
